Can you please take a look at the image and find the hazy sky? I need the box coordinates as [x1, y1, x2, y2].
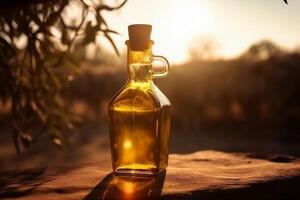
[101, 0, 300, 64]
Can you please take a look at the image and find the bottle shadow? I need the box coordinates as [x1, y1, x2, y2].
[83, 170, 166, 200]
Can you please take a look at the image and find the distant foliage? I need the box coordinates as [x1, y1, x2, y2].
[66, 44, 300, 139]
[189, 36, 219, 61]
[0, 0, 127, 153]
[243, 40, 283, 60]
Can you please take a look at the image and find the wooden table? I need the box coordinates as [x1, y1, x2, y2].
[1, 150, 300, 199]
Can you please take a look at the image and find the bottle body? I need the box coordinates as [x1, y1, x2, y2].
[109, 25, 171, 176]
[109, 80, 171, 176]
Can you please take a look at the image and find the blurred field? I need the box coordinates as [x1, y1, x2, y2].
[1, 41, 300, 171]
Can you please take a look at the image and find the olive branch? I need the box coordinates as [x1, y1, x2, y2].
[0, 0, 127, 154]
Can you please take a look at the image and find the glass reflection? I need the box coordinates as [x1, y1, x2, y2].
[83, 170, 166, 200]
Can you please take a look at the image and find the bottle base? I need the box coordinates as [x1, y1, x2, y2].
[114, 165, 163, 177]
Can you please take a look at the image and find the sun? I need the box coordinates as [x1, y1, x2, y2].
[157, 0, 211, 64]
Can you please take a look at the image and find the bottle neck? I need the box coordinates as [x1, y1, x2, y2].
[127, 41, 153, 83]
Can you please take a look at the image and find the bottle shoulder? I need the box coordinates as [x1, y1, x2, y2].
[151, 83, 171, 107]
[109, 81, 170, 112]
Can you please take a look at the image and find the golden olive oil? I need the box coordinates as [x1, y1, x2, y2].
[108, 24, 171, 176]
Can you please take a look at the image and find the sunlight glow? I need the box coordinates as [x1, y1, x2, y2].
[120, 181, 135, 194]
[123, 140, 132, 150]
[159, 0, 211, 63]
[97, 0, 300, 64]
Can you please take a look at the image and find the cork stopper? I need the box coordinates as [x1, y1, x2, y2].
[128, 24, 152, 51]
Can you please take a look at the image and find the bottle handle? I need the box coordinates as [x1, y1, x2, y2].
[152, 55, 170, 78]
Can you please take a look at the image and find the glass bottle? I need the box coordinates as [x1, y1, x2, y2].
[108, 24, 171, 176]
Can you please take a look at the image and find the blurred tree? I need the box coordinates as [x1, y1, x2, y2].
[295, 46, 300, 54]
[188, 36, 219, 61]
[243, 40, 282, 60]
[0, 0, 127, 154]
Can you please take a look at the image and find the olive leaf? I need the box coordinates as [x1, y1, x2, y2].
[20, 133, 33, 148]
[104, 31, 120, 56]
[81, 21, 98, 45]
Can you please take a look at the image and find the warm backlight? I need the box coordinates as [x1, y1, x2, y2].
[161, 0, 211, 63]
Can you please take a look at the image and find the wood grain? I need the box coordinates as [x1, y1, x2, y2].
[1, 150, 300, 200]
